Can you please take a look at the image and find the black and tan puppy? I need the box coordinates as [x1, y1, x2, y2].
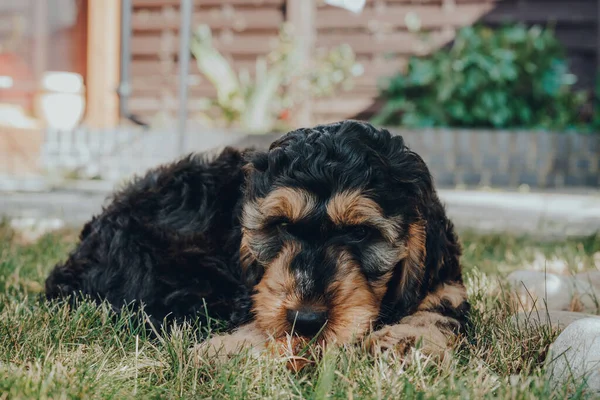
[46, 120, 469, 358]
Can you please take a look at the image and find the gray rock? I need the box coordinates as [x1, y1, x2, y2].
[546, 318, 600, 393]
[576, 271, 600, 290]
[511, 311, 600, 332]
[506, 271, 599, 312]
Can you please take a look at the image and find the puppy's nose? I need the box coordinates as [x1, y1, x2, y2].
[286, 308, 327, 337]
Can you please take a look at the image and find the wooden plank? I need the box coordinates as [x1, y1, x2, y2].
[131, 59, 259, 76]
[312, 97, 378, 116]
[132, 8, 284, 31]
[317, 31, 455, 55]
[568, 52, 596, 89]
[131, 57, 407, 80]
[555, 27, 597, 52]
[453, 0, 501, 3]
[128, 72, 389, 94]
[127, 95, 384, 119]
[316, 4, 494, 30]
[317, 0, 445, 5]
[129, 80, 384, 112]
[131, 33, 277, 56]
[131, 59, 204, 76]
[129, 78, 380, 98]
[86, 0, 120, 128]
[482, 1, 597, 24]
[128, 94, 381, 115]
[128, 96, 213, 112]
[131, 85, 217, 99]
[132, 0, 284, 7]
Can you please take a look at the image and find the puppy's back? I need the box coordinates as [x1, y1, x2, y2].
[45, 147, 251, 328]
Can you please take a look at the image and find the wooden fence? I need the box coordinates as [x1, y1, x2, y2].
[128, 0, 599, 125]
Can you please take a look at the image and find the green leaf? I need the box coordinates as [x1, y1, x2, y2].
[191, 25, 240, 106]
[374, 23, 590, 131]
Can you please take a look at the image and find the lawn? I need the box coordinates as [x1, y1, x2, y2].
[1, 222, 599, 399]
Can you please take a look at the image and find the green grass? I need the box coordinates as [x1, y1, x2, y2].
[1, 223, 599, 399]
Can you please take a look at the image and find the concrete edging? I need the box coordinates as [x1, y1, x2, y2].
[1, 188, 599, 238]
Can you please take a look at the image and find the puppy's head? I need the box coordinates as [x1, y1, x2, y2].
[240, 121, 461, 344]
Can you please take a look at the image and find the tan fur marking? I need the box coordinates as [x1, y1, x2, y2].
[326, 190, 401, 242]
[242, 188, 317, 231]
[239, 233, 255, 271]
[242, 200, 264, 230]
[241, 162, 256, 177]
[252, 242, 302, 337]
[261, 187, 317, 222]
[326, 251, 390, 344]
[400, 222, 427, 292]
[417, 283, 467, 311]
[401, 311, 460, 333]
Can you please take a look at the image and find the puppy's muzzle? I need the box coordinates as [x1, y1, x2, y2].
[286, 307, 328, 337]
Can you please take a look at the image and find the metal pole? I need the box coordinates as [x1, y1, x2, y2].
[119, 0, 132, 119]
[177, 0, 193, 155]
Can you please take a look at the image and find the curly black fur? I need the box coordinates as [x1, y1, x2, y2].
[45, 147, 253, 329]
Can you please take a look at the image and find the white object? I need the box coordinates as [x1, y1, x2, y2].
[576, 271, 600, 289]
[10, 217, 65, 243]
[506, 271, 598, 312]
[510, 310, 600, 332]
[324, 0, 366, 14]
[0, 104, 39, 129]
[41, 71, 84, 94]
[546, 318, 600, 393]
[37, 71, 85, 131]
[0, 75, 14, 89]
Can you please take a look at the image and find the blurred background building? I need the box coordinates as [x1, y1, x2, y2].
[0, 0, 599, 189]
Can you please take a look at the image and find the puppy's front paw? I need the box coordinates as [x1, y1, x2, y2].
[364, 324, 448, 358]
[189, 323, 267, 365]
[364, 325, 416, 356]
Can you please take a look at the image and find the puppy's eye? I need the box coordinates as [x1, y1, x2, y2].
[349, 226, 371, 242]
[266, 218, 290, 231]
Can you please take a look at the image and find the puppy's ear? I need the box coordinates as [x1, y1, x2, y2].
[380, 138, 462, 322]
[239, 234, 264, 289]
[243, 150, 269, 174]
[382, 202, 461, 322]
[421, 199, 462, 287]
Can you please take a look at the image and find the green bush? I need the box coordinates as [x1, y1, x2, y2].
[372, 24, 589, 131]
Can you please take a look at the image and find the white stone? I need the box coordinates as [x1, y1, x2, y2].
[525, 251, 569, 274]
[506, 271, 598, 312]
[510, 311, 600, 332]
[576, 271, 600, 291]
[546, 318, 600, 393]
[9, 217, 65, 243]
